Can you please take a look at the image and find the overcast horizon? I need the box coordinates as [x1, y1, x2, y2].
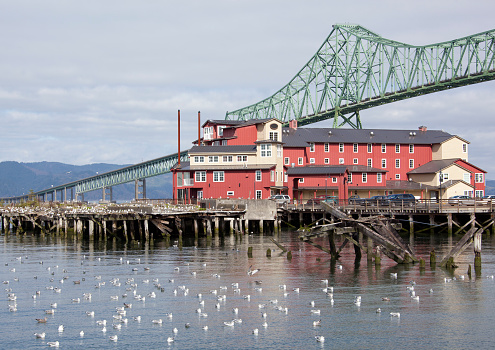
[1, 1, 495, 176]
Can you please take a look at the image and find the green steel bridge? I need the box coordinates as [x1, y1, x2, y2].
[3, 24, 495, 203]
[227, 24, 495, 128]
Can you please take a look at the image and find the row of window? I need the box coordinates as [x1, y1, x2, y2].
[194, 155, 249, 163]
[301, 142, 467, 154]
[297, 172, 384, 184]
[194, 170, 288, 183]
[285, 157, 417, 169]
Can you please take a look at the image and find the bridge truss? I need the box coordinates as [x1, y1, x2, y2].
[226, 24, 495, 127]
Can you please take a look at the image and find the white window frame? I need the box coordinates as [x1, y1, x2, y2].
[324, 158, 329, 164]
[463, 173, 471, 183]
[339, 158, 344, 164]
[367, 143, 372, 153]
[227, 191, 234, 197]
[362, 173, 367, 183]
[298, 157, 303, 165]
[381, 144, 386, 153]
[222, 155, 233, 163]
[462, 143, 468, 153]
[395, 159, 400, 169]
[381, 159, 386, 168]
[324, 143, 329, 152]
[255, 170, 262, 182]
[332, 177, 337, 183]
[194, 156, 204, 163]
[475, 173, 484, 183]
[269, 131, 278, 141]
[256, 190, 262, 199]
[298, 178, 304, 183]
[353, 143, 358, 153]
[395, 174, 400, 180]
[309, 142, 315, 152]
[195, 171, 206, 182]
[348, 173, 352, 184]
[395, 144, 400, 153]
[218, 126, 225, 137]
[441, 173, 449, 181]
[367, 158, 372, 167]
[270, 170, 275, 182]
[339, 143, 344, 153]
[353, 158, 358, 164]
[260, 144, 272, 157]
[310, 158, 315, 164]
[213, 171, 224, 182]
[237, 155, 247, 162]
[277, 144, 282, 158]
[284, 157, 290, 165]
[409, 159, 414, 169]
[475, 190, 484, 198]
[409, 144, 414, 153]
[208, 155, 219, 163]
[377, 173, 382, 183]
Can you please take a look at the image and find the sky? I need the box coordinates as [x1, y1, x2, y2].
[1, 1, 495, 175]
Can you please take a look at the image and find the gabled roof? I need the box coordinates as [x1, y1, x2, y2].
[407, 159, 460, 174]
[282, 127, 456, 147]
[385, 180, 437, 191]
[202, 118, 279, 128]
[189, 145, 257, 154]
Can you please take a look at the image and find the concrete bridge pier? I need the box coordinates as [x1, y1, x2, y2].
[135, 179, 146, 200]
[103, 187, 113, 202]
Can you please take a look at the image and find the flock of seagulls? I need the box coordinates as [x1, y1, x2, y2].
[4, 236, 493, 348]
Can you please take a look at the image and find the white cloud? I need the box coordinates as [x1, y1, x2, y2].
[0, 0, 494, 180]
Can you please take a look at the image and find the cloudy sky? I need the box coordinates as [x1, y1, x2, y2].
[1, 1, 495, 175]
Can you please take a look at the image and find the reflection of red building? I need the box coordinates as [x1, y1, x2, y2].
[172, 119, 486, 202]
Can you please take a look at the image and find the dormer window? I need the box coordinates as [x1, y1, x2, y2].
[269, 132, 278, 141]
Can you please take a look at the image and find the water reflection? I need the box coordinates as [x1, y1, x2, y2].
[1, 230, 495, 349]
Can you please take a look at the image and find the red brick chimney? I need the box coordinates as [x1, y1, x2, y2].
[418, 125, 427, 132]
[289, 119, 298, 130]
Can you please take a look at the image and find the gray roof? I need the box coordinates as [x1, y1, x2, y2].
[385, 180, 437, 191]
[286, 166, 347, 176]
[407, 158, 460, 174]
[189, 145, 256, 154]
[282, 127, 462, 147]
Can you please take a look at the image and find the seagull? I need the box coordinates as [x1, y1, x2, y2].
[167, 337, 174, 343]
[202, 326, 209, 331]
[313, 320, 322, 326]
[80, 331, 84, 337]
[376, 308, 382, 313]
[36, 317, 48, 323]
[390, 312, 401, 318]
[253, 328, 259, 335]
[390, 273, 398, 279]
[47, 341, 60, 347]
[152, 319, 163, 324]
[34, 332, 46, 339]
[247, 265, 260, 276]
[58, 325, 64, 332]
[223, 320, 235, 327]
[109, 335, 118, 342]
[311, 309, 321, 315]
[382, 297, 390, 302]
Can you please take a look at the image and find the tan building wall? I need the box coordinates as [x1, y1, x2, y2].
[443, 182, 474, 198]
[432, 137, 469, 162]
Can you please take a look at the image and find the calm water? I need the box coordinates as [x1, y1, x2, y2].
[2, 231, 495, 349]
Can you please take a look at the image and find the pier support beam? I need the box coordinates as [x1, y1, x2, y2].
[88, 220, 94, 242]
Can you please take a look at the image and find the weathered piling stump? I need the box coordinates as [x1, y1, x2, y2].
[430, 249, 436, 268]
[287, 250, 292, 260]
[266, 248, 271, 258]
[247, 246, 253, 258]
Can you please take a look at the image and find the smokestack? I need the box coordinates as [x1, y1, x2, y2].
[198, 111, 201, 146]
[178, 109, 181, 166]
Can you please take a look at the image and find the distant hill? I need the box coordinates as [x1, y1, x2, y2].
[0, 161, 173, 200]
[486, 180, 495, 196]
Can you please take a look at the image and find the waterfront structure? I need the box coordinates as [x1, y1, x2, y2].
[172, 119, 486, 202]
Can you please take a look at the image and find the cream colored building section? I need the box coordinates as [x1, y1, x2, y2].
[432, 136, 469, 162]
[443, 182, 474, 198]
[409, 163, 472, 187]
[256, 119, 283, 141]
[254, 120, 285, 187]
